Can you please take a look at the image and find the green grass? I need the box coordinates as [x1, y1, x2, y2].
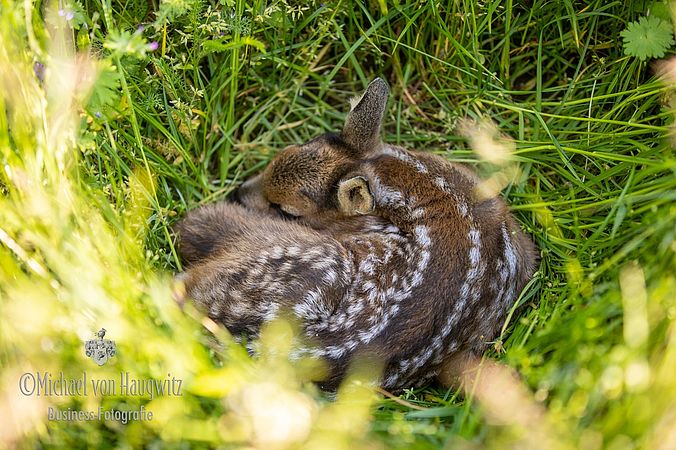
[1, 0, 675, 448]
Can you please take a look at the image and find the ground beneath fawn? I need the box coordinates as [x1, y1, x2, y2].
[175, 78, 539, 393]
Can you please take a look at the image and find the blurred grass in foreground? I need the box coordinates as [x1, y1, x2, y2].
[0, 3, 381, 450]
[1, 0, 676, 449]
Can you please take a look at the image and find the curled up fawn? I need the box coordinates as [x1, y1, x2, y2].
[174, 78, 539, 398]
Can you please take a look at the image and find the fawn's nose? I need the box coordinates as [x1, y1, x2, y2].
[232, 174, 270, 212]
[229, 174, 259, 204]
[227, 185, 242, 204]
[234, 176, 256, 202]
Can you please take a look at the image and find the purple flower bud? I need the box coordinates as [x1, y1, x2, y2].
[137, 24, 145, 33]
[58, 8, 65, 16]
[148, 41, 159, 51]
[95, 112, 101, 118]
[33, 62, 45, 82]
[65, 11, 74, 21]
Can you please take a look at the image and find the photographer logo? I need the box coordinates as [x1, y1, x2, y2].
[84, 328, 116, 366]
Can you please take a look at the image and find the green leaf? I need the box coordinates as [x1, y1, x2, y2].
[86, 60, 121, 120]
[620, 16, 675, 61]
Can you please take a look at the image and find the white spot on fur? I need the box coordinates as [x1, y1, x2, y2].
[370, 174, 405, 208]
[286, 246, 301, 257]
[263, 302, 281, 322]
[270, 245, 284, 259]
[457, 200, 469, 218]
[294, 289, 333, 322]
[502, 223, 518, 275]
[433, 176, 470, 218]
[411, 207, 426, 219]
[381, 146, 429, 173]
[460, 229, 482, 298]
[322, 269, 338, 284]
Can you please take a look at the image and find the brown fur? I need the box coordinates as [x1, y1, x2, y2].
[175, 78, 539, 392]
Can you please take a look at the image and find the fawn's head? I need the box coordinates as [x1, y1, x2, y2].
[236, 78, 391, 219]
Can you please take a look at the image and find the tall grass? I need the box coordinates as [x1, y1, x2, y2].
[1, 0, 675, 448]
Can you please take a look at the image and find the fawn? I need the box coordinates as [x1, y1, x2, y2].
[175, 78, 539, 392]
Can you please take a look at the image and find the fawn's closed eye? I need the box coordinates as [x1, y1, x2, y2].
[270, 203, 300, 220]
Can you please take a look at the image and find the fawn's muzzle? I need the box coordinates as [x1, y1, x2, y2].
[234, 174, 271, 212]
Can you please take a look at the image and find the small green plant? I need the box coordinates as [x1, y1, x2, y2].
[620, 16, 675, 61]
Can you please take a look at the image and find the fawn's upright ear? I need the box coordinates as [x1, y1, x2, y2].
[341, 78, 389, 154]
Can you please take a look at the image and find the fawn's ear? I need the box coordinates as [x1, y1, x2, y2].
[337, 176, 374, 215]
[341, 78, 389, 154]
